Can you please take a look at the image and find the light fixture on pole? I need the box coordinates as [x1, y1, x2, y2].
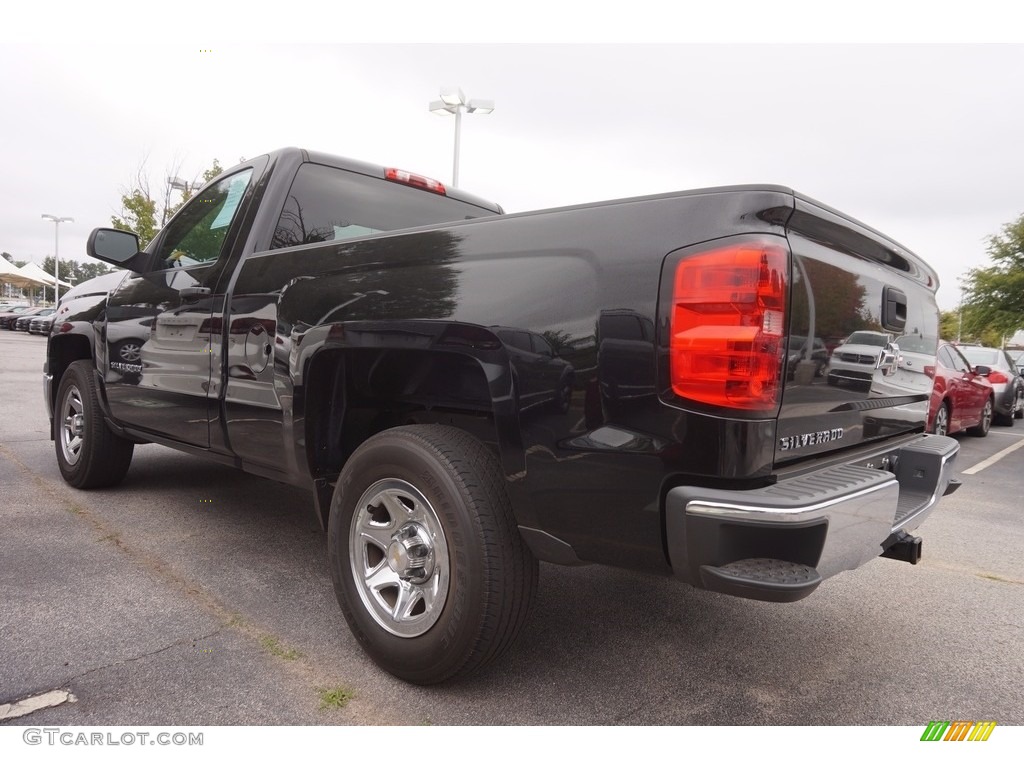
[163, 176, 189, 226]
[41, 213, 73, 305]
[429, 86, 494, 187]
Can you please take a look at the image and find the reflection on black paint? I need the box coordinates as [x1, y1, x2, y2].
[596, 309, 657, 420]
[274, 231, 464, 329]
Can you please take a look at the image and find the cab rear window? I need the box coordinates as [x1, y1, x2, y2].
[271, 163, 496, 250]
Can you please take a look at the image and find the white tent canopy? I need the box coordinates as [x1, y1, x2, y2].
[16, 261, 74, 288]
[0, 259, 37, 289]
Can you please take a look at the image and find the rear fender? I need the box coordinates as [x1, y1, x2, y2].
[296, 320, 528, 526]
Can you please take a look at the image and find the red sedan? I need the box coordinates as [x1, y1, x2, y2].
[927, 341, 994, 436]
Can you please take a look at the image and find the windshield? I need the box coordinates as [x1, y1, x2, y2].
[846, 331, 889, 347]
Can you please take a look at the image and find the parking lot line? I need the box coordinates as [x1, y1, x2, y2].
[0, 690, 77, 722]
[962, 436, 1024, 475]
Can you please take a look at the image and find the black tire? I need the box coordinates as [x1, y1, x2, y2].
[54, 360, 135, 488]
[328, 424, 538, 684]
[931, 402, 950, 436]
[1013, 388, 1023, 420]
[967, 398, 993, 437]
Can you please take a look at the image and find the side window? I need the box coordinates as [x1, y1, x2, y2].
[531, 334, 553, 357]
[937, 346, 955, 371]
[946, 346, 970, 373]
[155, 169, 254, 268]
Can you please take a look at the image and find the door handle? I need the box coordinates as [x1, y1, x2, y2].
[882, 286, 907, 332]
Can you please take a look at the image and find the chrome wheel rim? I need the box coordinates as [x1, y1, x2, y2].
[119, 342, 141, 363]
[60, 384, 85, 466]
[982, 401, 992, 431]
[934, 406, 948, 436]
[349, 478, 450, 638]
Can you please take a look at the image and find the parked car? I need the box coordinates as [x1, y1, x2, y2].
[826, 330, 894, 390]
[0, 302, 30, 312]
[15, 307, 55, 331]
[28, 315, 55, 335]
[956, 344, 1024, 426]
[925, 341, 995, 436]
[0, 306, 46, 329]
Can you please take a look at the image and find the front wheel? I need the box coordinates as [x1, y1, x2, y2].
[54, 360, 134, 488]
[327, 425, 538, 684]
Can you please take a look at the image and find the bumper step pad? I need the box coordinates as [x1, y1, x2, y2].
[700, 558, 822, 603]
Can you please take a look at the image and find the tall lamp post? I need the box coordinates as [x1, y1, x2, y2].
[429, 86, 494, 187]
[41, 213, 73, 305]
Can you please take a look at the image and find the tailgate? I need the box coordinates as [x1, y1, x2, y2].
[775, 196, 939, 466]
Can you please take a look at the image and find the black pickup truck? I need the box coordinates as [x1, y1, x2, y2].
[44, 148, 960, 683]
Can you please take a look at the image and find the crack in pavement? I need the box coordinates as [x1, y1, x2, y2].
[58, 630, 225, 690]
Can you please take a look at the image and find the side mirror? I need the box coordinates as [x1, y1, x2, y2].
[87, 228, 141, 265]
[974, 365, 992, 376]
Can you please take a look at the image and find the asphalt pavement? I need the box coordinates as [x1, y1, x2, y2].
[1, 331, 1022, 725]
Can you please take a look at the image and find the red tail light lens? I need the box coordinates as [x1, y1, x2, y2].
[385, 168, 447, 196]
[986, 370, 1008, 384]
[670, 238, 788, 410]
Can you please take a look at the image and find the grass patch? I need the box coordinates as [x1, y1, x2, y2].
[260, 634, 303, 661]
[978, 573, 1013, 583]
[318, 685, 356, 710]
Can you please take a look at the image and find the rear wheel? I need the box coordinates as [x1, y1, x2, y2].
[1013, 388, 1023, 420]
[931, 402, 949, 436]
[967, 398, 993, 437]
[328, 424, 538, 684]
[55, 360, 134, 488]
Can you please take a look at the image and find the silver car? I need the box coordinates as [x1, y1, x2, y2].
[957, 345, 1024, 426]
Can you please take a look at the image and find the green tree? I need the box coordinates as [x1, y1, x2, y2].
[939, 309, 960, 341]
[112, 188, 159, 248]
[961, 211, 1024, 340]
[111, 158, 226, 248]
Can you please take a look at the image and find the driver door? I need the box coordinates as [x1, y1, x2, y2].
[103, 169, 254, 447]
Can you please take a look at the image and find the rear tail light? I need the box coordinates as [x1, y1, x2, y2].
[385, 168, 447, 196]
[986, 370, 1008, 384]
[669, 238, 788, 411]
[924, 365, 936, 379]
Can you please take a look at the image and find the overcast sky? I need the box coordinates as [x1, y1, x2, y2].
[2, 41, 1023, 310]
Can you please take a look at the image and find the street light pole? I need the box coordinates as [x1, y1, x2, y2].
[429, 86, 494, 187]
[41, 213, 73, 305]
